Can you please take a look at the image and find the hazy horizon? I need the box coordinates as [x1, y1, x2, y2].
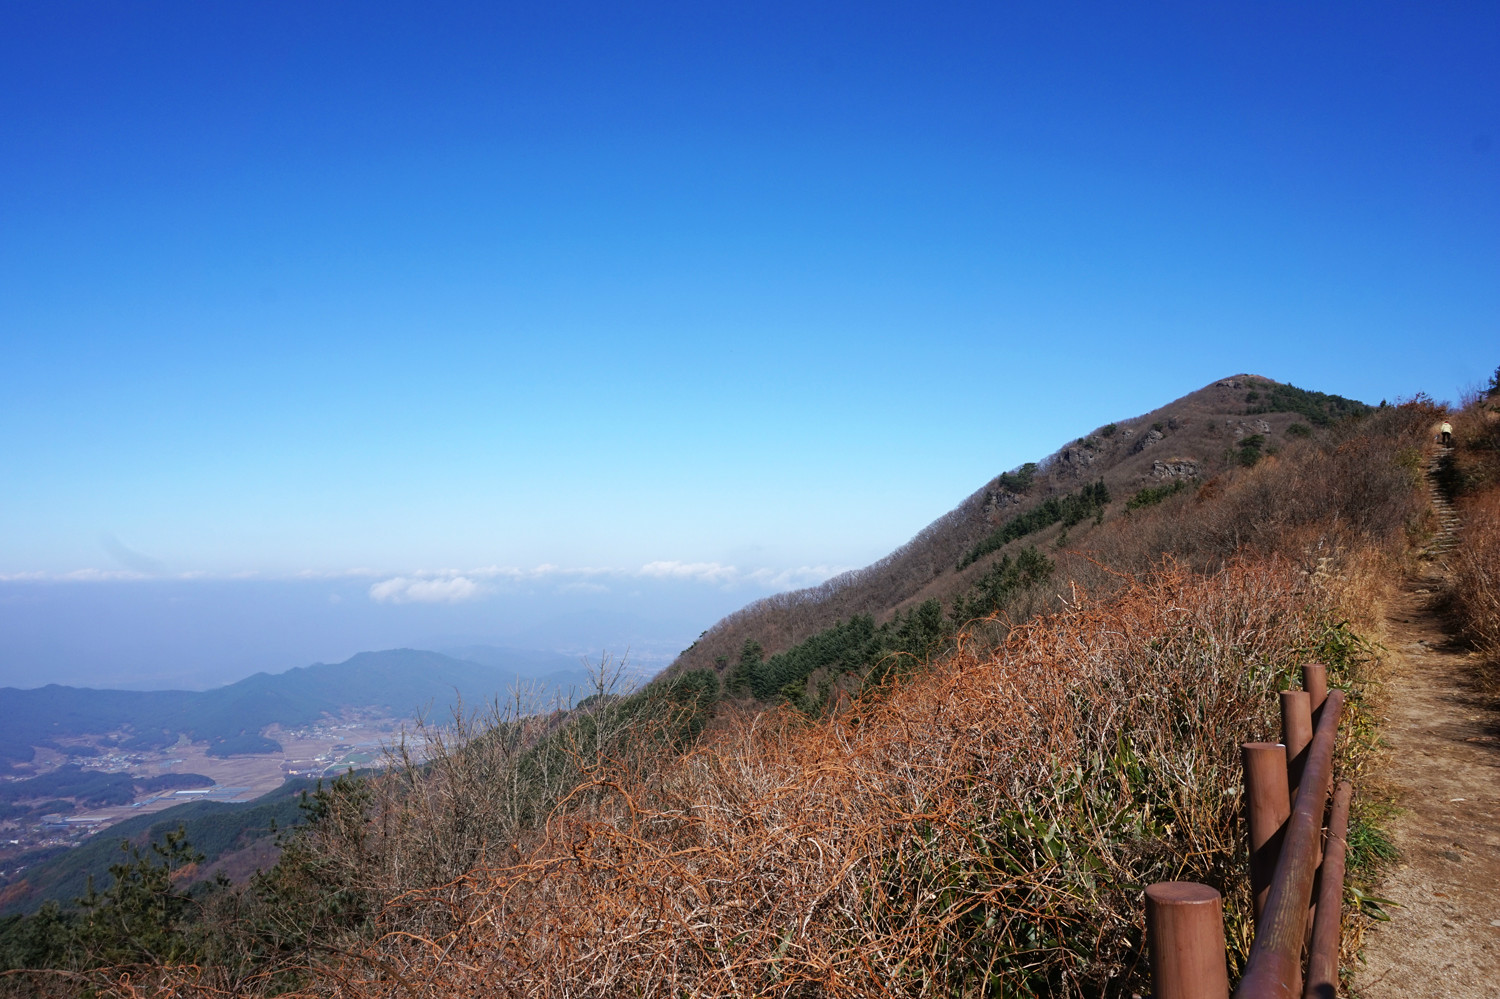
[0, 568, 837, 691]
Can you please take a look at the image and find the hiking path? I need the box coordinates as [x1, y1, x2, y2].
[1352, 450, 1499, 997]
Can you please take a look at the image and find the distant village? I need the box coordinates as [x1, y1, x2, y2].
[0, 715, 399, 884]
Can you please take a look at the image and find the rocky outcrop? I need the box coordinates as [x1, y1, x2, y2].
[1225, 419, 1272, 439]
[982, 488, 1023, 520]
[1130, 428, 1165, 453]
[1151, 459, 1199, 480]
[1055, 442, 1101, 476]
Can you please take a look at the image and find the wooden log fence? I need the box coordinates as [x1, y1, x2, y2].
[1145, 664, 1355, 999]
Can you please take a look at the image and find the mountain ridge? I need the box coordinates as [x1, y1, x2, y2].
[668, 374, 1372, 680]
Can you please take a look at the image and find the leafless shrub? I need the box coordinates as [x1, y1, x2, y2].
[1450, 487, 1500, 682]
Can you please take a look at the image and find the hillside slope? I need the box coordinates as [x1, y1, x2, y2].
[672, 374, 1371, 680]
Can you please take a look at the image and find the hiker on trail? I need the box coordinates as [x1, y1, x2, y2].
[1441, 421, 1453, 447]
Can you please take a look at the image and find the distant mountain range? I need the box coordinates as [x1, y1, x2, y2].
[0, 647, 598, 767]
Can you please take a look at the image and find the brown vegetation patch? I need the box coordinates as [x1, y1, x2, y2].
[265, 560, 1372, 998]
[1449, 488, 1500, 677]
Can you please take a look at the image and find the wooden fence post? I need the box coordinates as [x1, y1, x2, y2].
[1280, 690, 1314, 806]
[1146, 882, 1230, 999]
[1242, 742, 1291, 922]
[1302, 663, 1328, 718]
[1235, 690, 1345, 999]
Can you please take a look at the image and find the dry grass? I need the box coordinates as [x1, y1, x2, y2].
[190, 557, 1370, 999]
[1450, 487, 1500, 676]
[1443, 396, 1500, 684]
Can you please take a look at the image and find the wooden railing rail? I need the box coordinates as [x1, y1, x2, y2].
[1304, 780, 1353, 999]
[1145, 665, 1354, 999]
[1235, 688, 1343, 999]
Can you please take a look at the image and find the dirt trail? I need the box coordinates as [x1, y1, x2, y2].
[1352, 567, 1500, 997]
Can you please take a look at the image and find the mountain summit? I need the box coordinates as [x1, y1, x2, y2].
[670, 375, 1370, 680]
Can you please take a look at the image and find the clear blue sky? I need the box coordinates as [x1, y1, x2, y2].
[3, 3, 1497, 598]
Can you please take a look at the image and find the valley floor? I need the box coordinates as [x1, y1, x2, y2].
[1352, 568, 1500, 997]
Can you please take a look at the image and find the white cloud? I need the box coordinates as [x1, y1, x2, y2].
[360, 564, 626, 604]
[559, 581, 610, 594]
[636, 560, 847, 590]
[637, 560, 740, 584]
[368, 575, 485, 604]
[429, 564, 616, 582]
[0, 568, 160, 582]
[364, 561, 847, 596]
[296, 567, 381, 579]
[1, 560, 847, 596]
[63, 568, 150, 581]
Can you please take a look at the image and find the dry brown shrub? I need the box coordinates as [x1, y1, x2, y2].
[238, 558, 1361, 999]
[1060, 405, 1423, 637]
[1448, 395, 1500, 492]
[1450, 486, 1500, 676]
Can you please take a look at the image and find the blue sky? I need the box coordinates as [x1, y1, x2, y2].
[2, 3, 1497, 684]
